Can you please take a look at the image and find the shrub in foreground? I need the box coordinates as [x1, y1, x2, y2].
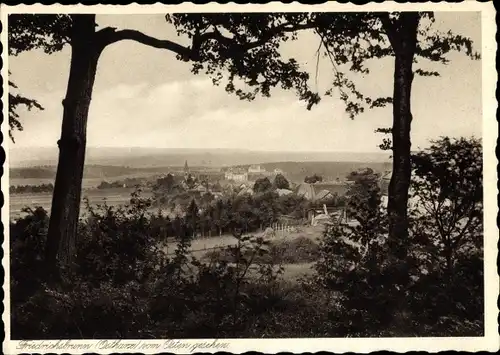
[203, 236, 319, 265]
[315, 219, 483, 337]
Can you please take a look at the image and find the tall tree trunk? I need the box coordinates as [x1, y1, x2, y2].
[383, 13, 419, 260]
[45, 15, 101, 269]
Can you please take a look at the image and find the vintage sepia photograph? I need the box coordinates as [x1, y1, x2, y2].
[1, 2, 498, 354]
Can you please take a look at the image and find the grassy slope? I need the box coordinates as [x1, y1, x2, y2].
[164, 224, 323, 282]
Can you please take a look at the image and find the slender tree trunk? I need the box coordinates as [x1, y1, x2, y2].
[384, 13, 419, 260]
[445, 251, 452, 274]
[45, 15, 101, 269]
[444, 242, 454, 279]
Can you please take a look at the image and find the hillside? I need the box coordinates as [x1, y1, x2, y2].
[10, 165, 168, 180]
[10, 161, 391, 185]
[9, 166, 56, 179]
[9, 146, 391, 168]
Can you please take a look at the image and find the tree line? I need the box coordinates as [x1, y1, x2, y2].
[96, 177, 147, 190]
[10, 183, 54, 194]
[150, 190, 314, 240]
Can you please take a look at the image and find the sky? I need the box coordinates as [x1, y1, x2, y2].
[8, 11, 482, 153]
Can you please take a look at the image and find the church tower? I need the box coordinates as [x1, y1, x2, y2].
[184, 160, 189, 178]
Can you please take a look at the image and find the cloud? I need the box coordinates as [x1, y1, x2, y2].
[104, 83, 149, 100]
[10, 70, 481, 154]
[10, 10, 482, 153]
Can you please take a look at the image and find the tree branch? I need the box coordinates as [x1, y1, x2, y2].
[96, 19, 316, 62]
[451, 214, 478, 251]
[189, 20, 316, 61]
[379, 12, 419, 55]
[96, 27, 192, 60]
[378, 13, 400, 50]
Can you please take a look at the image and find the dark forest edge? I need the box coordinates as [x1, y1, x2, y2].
[10, 183, 54, 194]
[10, 137, 483, 338]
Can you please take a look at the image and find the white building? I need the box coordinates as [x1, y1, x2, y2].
[248, 165, 266, 173]
[225, 170, 248, 182]
[276, 188, 293, 197]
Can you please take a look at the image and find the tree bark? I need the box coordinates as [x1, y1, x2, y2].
[45, 15, 101, 269]
[383, 13, 419, 260]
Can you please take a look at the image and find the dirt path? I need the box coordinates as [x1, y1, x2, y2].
[163, 225, 322, 283]
[163, 234, 239, 256]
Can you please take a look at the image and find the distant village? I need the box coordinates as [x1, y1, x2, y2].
[133, 160, 392, 229]
[151, 160, 391, 208]
[78, 159, 391, 206]
[10, 159, 391, 226]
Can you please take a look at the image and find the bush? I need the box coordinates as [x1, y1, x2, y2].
[410, 136, 483, 275]
[406, 252, 484, 336]
[312, 156, 484, 336]
[272, 237, 319, 264]
[203, 236, 319, 265]
[10, 207, 49, 304]
[314, 214, 484, 337]
[76, 193, 167, 287]
[13, 280, 153, 339]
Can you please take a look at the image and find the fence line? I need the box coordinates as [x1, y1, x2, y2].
[270, 222, 293, 237]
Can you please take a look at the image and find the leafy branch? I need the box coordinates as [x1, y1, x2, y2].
[8, 75, 44, 143]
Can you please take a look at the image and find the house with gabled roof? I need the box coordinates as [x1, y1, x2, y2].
[296, 183, 316, 200]
[296, 182, 348, 202]
[315, 189, 334, 201]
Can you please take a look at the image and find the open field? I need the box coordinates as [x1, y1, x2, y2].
[10, 164, 171, 179]
[9, 188, 153, 220]
[10, 177, 117, 189]
[10, 173, 160, 190]
[164, 223, 324, 255]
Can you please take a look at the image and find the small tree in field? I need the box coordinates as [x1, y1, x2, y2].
[273, 173, 290, 190]
[410, 137, 483, 275]
[304, 174, 323, 184]
[185, 199, 200, 238]
[345, 169, 387, 245]
[156, 174, 176, 193]
[185, 174, 197, 190]
[253, 177, 273, 194]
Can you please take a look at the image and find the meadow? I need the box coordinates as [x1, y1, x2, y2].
[9, 186, 152, 219]
[164, 224, 324, 282]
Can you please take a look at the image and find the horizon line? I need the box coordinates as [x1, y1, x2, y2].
[9, 145, 392, 155]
